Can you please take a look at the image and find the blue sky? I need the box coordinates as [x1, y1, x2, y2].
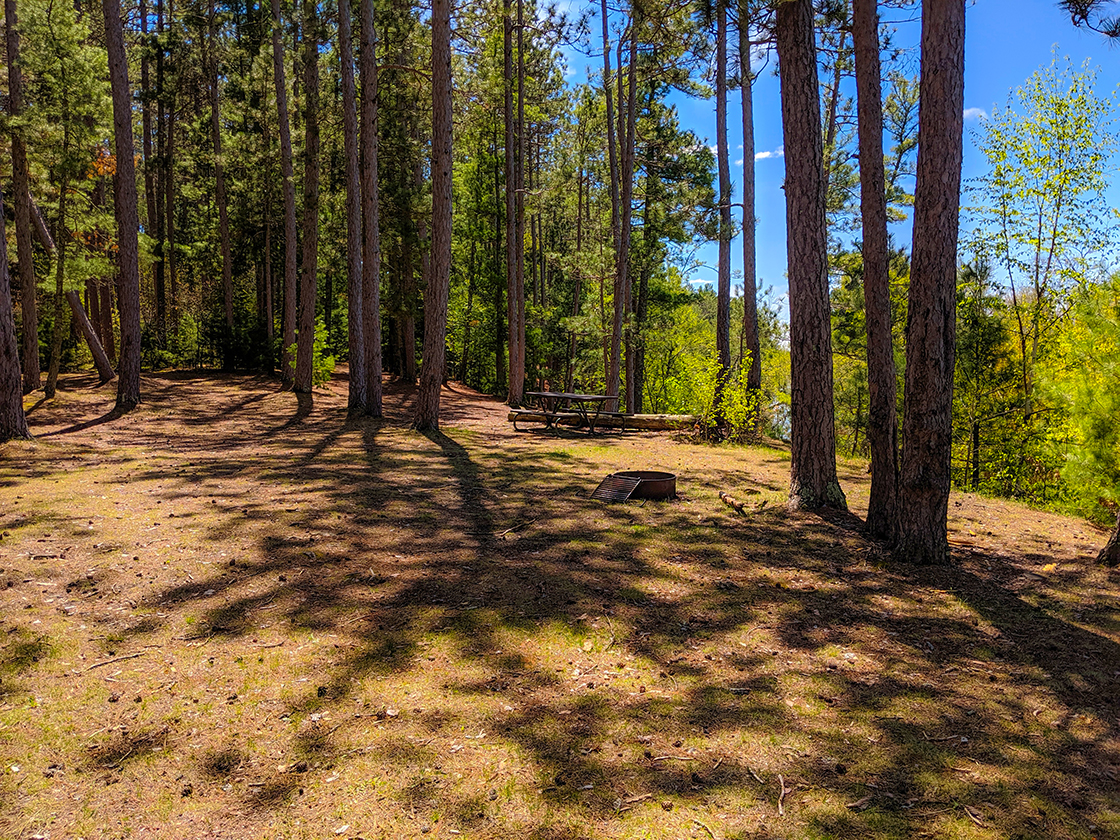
[560, 0, 1120, 316]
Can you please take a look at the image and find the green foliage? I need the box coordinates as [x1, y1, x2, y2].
[1045, 275, 1120, 522]
[967, 53, 1118, 404]
[954, 53, 1119, 509]
[713, 363, 763, 443]
[829, 245, 909, 457]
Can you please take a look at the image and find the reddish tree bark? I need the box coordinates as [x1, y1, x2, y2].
[618, 15, 637, 413]
[294, 0, 320, 394]
[776, 0, 846, 510]
[103, 0, 143, 411]
[359, 0, 383, 415]
[5, 0, 41, 394]
[210, 0, 234, 338]
[514, 0, 527, 405]
[600, 0, 622, 408]
[738, 7, 761, 396]
[854, 0, 899, 540]
[897, 0, 965, 564]
[503, 0, 523, 405]
[0, 187, 31, 440]
[413, 0, 452, 430]
[1098, 513, 1120, 566]
[45, 174, 69, 399]
[339, 0, 366, 415]
[715, 0, 732, 418]
[271, 0, 298, 386]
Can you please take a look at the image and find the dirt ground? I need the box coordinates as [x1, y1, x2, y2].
[1, 370, 1117, 840]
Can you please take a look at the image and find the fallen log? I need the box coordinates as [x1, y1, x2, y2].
[29, 194, 56, 253]
[720, 491, 747, 514]
[505, 410, 695, 431]
[720, 490, 766, 515]
[65, 290, 115, 383]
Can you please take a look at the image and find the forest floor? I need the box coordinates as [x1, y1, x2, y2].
[1, 369, 1118, 840]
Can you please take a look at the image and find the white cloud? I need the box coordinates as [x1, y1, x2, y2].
[964, 107, 988, 121]
[755, 146, 785, 161]
[735, 158, 744, 167]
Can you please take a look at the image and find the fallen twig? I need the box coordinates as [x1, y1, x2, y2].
[747, 766, 764, 785]
[101, 747, 134, 769]
[87, 652, 145, 671]
[962, 804, 984, 827]
[604, 615, 617, 649]
[498, 518, 539, 538]
[652, 754, 696, 762]
[777, 773, 787, 816]
[923, 732, 962, 742]
[692, 818, 717, 839]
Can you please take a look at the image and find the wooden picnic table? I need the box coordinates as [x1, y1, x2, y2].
[521, 391, 615, 434]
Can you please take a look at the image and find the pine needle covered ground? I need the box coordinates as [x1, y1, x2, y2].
[1, 371, 1117, 840]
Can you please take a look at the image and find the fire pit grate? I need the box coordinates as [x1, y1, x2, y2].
[592, 471, 677, 502]
[591, 474, 643, 502]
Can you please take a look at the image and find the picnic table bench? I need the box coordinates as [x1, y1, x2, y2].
[511, 392, 627, 434]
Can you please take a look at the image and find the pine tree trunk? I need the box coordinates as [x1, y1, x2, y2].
[493, 141, 506, 393]
[210, 0, 235, 339]
[86, 280, 101, 349]
[413, 0, 452, 430]
[738, 9, 761, 396]
[359, 0, 383, 415]
[141, 0, 161, 339]
[601, 0, 622, 409]
[99, 279, 115, 364]
[822, 25, 847, 196]
[164, 53, 177, 334]
[715, 0, 732, 420]
[45, 173, 69, 399]
[66, 292, 114, 383]
[897, 0, 964, 564]
[619, 16, 637, 414]
[854, 0, 899, 540]
[158, 0, 178, 337]
[272, 0, 298, 386]
[154, 0, 167, 342]
[565, 169, 584, 394]
[513, 0, 527, 404]
[459, 237, 476, 382]
[1098, 513, 1120, 566]
[503, 0, 522, 405]
[776, 0, 846, 510]
[402, 224, 418, 383]
[5, 0, 41, 394]
[262, 150, 274, 351]
[634, 161, 651, 413]
[339, 0, 366, 416]
[0, 188, 31, 440]
[294, 0, 320, 393]
[103, 0, 143, 411]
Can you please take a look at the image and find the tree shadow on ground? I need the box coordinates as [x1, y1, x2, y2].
[2, 372, 1117, 839]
